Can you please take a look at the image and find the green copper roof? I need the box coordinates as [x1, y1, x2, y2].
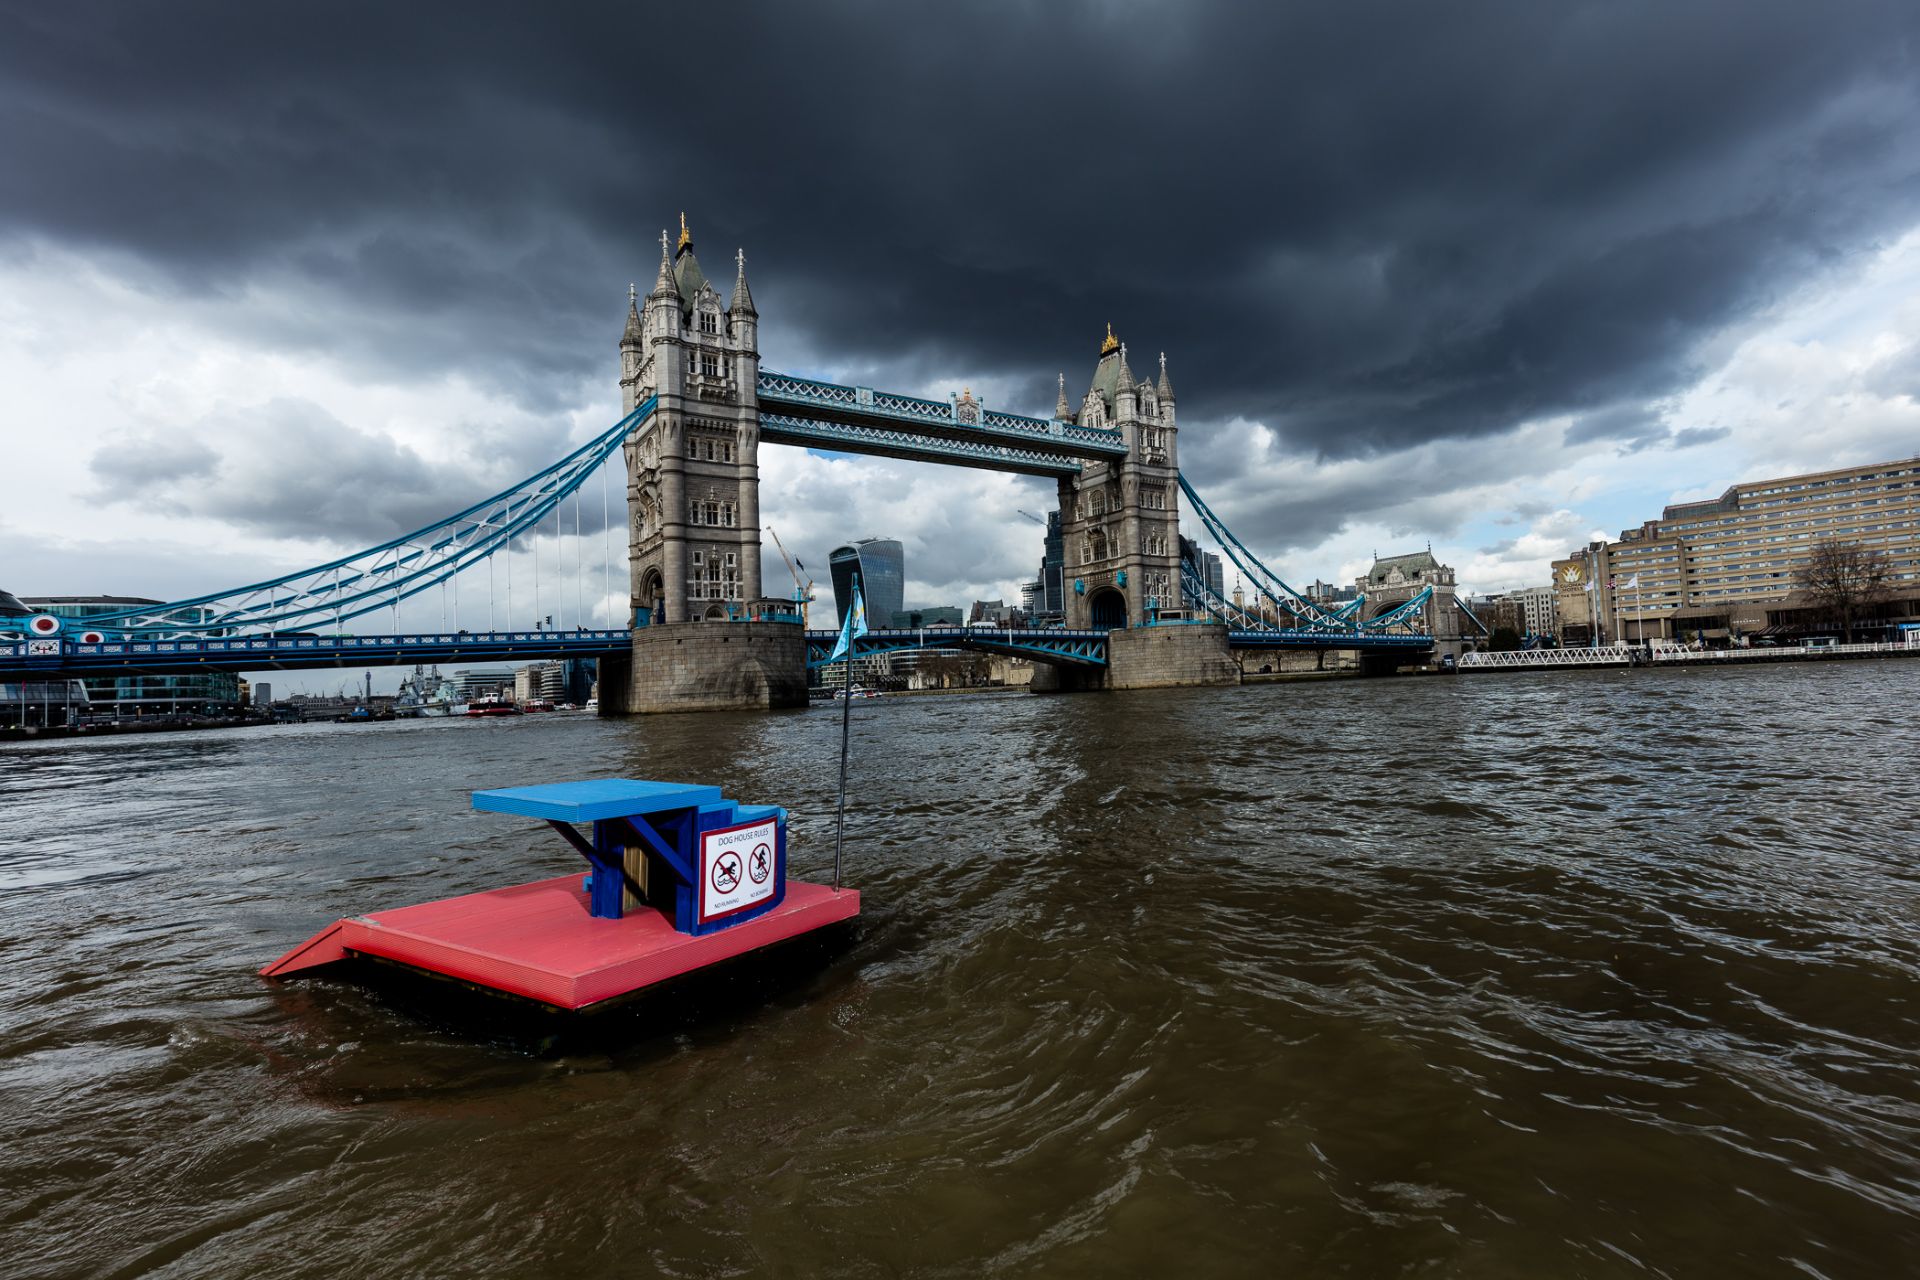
[1366, 551, 1440, 584]
[1088, 348, 1132, 412]
[672, 244, 708, 311]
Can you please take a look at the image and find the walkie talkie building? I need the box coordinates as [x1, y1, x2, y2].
[829, 538, 905, 628]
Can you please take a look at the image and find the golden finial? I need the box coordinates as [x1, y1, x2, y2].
[677, 212, 692, 250]
[1100, 323, 1120, 355]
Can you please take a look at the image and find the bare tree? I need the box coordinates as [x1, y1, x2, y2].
[1794, 539, 1894, 642]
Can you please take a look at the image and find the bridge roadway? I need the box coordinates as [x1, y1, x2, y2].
[804, 625, 1432, 670]
[3, 622, 1432, 681]
[0, 630, 632, 679]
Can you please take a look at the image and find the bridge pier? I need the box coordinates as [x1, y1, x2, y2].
[1104, 623, 1239, 691]
[1028, 661, 1105, 694]
[609, 620, 807, 714]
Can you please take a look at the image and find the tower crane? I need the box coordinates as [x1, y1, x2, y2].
[1015, 509, 1048, 526]
[763, 526, 815, 629]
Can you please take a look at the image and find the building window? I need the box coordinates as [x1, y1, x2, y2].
[699, 311, 718, 334]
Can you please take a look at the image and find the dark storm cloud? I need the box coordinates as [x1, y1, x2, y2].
[86, 397, 602, 542]
[4, 0, 1918, 460]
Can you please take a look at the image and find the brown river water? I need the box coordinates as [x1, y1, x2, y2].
[3, 664, 1919, 1278]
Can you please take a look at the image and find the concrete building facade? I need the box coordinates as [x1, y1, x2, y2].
[1553, 455, 1920, 642]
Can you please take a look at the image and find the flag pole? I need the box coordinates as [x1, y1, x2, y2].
[833, 575, 857, 892]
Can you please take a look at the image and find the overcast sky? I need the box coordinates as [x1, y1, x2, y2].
[4, 2, 1919, 691]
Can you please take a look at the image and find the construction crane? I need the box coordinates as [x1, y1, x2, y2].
[763, 526, 816, 629]
[1015, 509, 1049, 526]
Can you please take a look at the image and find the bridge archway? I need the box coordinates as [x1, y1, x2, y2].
[640, 568, 664, 621]
[1089, 587, 1128, 630]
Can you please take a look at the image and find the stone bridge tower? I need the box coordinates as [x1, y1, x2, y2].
[619, 216, 763, 624]
[1056, 329, 1183, 629]
[1357, 550, 1468, 659]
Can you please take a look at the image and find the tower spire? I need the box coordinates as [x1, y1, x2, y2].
[1100, 323, 1120, 356]
[1157, 350, 1174, 399]
[1055, 372, 1071, 419]
[621, 280, 643, 346]
[650, 230, 676, 299]
[677, 211, 692, 253]
[731, 246, 756, 315]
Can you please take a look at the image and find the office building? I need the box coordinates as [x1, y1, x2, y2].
[829, 538, 905, 626]
[1037, 510, 1065, 617]
[891, 607, 963, 628]
[1553, 454, 1920, 642]
[22, 596, 242, 717]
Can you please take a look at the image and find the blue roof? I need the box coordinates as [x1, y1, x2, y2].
[472, 778, 722, 822]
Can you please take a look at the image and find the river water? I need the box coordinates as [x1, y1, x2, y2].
[3, 664, 1919, 1278]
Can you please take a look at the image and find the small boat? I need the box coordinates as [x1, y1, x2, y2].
[465, 698, 523, 717]
[522, 698, 556, 713]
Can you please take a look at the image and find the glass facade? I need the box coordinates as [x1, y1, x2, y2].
[23, 597, 243, 717]
[1039, 510, 1065, 617]
[830, 539, 905, 627]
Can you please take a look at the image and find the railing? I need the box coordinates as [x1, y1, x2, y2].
[1457, 648, 1633, 668]
[1228, 629, 1432, 649]
[758, 370, 1128, 457]
[1649, 640, 1920, 662]
[4, 630, 631, 662]
[759, 413, 1083, 476]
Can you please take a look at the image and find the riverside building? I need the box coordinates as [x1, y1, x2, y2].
[1552, 455, 1920, 643]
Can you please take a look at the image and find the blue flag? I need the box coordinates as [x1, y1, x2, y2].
[829, 577, 869, 661]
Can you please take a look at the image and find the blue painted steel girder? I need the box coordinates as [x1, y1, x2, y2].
[1226, 630, 1433, 651]
[760, 414, 1084, 477]
[758, 371, 1127, 464]
[803, 627, 1108, 668]
[0, 630, 633, 679]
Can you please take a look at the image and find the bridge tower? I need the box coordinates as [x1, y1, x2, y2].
[1357, 550, 1467, 660]
[1056, 330, 1183, 629]
[620, 216, 763, 625]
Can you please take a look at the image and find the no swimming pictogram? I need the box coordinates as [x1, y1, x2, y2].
[698, 816, 779, 923]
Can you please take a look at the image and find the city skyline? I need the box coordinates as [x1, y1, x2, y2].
[4, 4, 1919, 696]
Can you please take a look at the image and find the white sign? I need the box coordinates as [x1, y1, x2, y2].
[699, 818, 778, 922]
[26, 640, 59, 657]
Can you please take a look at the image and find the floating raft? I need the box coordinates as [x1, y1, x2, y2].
[263, 778, 860, 1011]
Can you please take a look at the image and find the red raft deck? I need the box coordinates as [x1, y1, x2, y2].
[263, 876, 860, 1010]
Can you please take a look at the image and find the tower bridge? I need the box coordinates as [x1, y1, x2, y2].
[4, 217, 1455, 709]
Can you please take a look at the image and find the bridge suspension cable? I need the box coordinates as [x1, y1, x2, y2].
[79, 397, 655, 638]
[1178, 474, 1436, 635]
[1177, 475, 1358, 631]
